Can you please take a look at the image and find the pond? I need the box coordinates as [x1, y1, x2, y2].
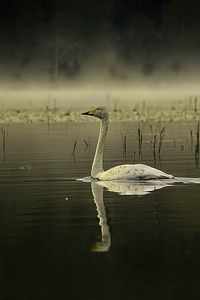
[0, 121, 200, 300]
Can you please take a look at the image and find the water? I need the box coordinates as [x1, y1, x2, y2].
[0, 122, 200, 300]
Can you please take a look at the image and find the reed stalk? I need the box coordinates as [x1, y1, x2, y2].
[195, 122, 200, 166]
[138, 128, 143, 162]
[158, 127, 165, 157]
[1, 127, 8, 163]
[120, 131, 127, 161]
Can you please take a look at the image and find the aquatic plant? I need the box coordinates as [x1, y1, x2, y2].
[190, 130, 193, 151]
[45, 105, 50, 129]
[137, 127, 143, 162]
[1, 126, 8, 163]
[120, 131, 127, 161]
[0, 96, 200, 124]
[195, 122, 200, 166]
[72, 139, 77, 156]
[158, 127, 165, 157]
[83, 138, 88, 151]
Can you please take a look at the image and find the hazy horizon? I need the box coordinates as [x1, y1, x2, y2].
[1, 81, 200, 110]
[1, 0, 200, 109]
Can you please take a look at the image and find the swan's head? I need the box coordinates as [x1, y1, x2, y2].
[82, 106, 109, 120]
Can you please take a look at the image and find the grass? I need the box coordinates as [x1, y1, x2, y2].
[0, 96, 200, 123]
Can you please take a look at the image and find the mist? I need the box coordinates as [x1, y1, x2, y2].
[1, 0, 200, 108]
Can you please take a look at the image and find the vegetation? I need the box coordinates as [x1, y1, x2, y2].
[0, 97, 199, 124]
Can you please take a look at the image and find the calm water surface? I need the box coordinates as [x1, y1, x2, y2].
[0, 122, 200, 300]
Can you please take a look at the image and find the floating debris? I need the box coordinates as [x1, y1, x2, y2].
[20, 165, 32, 171]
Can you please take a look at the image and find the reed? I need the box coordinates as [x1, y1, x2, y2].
[46, 105, 50, 129]
[150, 124, 157, 164]
[195, 121, 200, 166]
[83, 137, 91, 152]
[158, 127, 165, 157]
[120, 131, 127, 161]
[190, 130, 193, 151]
[138, 127, 143, 162]
[194, 97, 198, 114]
[72, 139, 78, 167]
[152, 134, 157, 163]
[83, 138, 88, 150]
[1, 127, 8, 163]
[72, 139, 77, 156]
[150, 124, 153, 136]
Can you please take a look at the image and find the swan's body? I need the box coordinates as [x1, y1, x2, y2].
[82, 107, 174, 181]
[96, 164, 173, 181]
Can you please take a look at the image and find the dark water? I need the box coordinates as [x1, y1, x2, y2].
[0, 122, 200, 300]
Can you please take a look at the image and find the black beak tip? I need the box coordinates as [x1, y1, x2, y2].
[82, 111, 89, 115]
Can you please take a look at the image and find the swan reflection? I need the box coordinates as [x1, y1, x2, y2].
[90, 179, 173, 252]
[88, 177, 200, 252]
[94, 179, 174, 196]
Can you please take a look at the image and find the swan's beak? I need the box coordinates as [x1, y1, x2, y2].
[82, 111, 90, 115]
[82, 108, 96, 116]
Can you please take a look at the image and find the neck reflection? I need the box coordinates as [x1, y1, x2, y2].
[91, 182, 111, 252]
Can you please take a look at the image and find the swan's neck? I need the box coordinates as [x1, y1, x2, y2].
[91, 117, 109, 178]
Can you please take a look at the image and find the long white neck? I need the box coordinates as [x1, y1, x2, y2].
[91, 116, 109, 178]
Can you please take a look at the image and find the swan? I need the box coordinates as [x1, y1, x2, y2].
[82, 106, 174, 181]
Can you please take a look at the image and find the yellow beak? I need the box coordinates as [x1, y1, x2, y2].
[82, 108, 97, 116]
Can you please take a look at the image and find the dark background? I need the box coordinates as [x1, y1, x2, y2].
[0, 0, 200, 81]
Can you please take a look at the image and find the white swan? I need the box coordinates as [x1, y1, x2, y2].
[82, 106, 174, 181]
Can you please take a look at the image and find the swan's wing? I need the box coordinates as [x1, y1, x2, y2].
[98, 164, 174, 181]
